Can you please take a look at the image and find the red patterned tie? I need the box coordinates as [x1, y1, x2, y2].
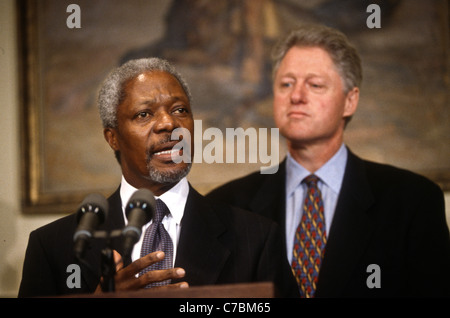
[139, 199, 173, 287]
[291, 175, 327, 298]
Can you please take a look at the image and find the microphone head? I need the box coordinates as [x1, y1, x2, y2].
[125, 188, 155, 225]
[76, 193, 109, 225]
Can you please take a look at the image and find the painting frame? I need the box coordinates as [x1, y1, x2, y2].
[18, 0, 123, 214]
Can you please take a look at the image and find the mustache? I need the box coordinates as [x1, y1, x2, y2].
[146, 135, 174, 160]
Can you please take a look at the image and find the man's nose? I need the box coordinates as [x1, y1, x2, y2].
[290, 83, 307, 104]
[153, 110, 177, 132]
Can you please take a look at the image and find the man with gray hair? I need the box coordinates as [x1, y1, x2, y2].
[208, 24, 450, 297]
[18, 57, 299, 297]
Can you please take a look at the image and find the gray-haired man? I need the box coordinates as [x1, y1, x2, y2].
[19, 58, 299, 298]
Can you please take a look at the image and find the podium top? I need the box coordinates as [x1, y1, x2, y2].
[67, 282, 275, 298]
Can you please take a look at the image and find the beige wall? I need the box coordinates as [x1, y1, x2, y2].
[0, 0, 65, 297]
[1, 0, 449, 297]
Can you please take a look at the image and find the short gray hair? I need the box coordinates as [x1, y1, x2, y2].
[98, 58, 192, 128]
[271, 24, 362, 93]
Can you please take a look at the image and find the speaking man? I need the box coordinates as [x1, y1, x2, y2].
[18, 58, 299, 298]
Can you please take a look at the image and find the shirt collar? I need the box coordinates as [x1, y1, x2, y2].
[315, 144, 347, 194]
[286, 144, 348, 195]
[286, 154, 310, 196]
[120, 176, 189, 226]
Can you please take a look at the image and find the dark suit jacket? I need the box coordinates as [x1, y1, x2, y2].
[18, 185, 299, 298]
[207, 150, 450, 297]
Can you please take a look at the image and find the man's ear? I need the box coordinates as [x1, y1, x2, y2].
[343, 87, 359, 118]
[103, 128, 119, 151]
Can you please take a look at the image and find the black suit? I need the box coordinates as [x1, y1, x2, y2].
[207, 149, 450, 297]
[18, 185, 299, 298]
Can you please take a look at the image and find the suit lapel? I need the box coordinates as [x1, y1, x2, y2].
[316, 150, 375, 297]
[174, 185, 230, 286]
[104, 188, 127, 255]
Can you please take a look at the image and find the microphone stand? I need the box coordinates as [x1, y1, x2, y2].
[82, 229, 123, 293]
[100, 238, 115, 293]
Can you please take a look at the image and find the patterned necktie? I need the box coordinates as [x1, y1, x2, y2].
[291, 175, 327, 298]
[139, 199, 174, 287]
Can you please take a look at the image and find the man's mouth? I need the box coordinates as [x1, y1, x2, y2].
[147, 140, 183, 163]
[154, 148, 181, 157]
[287, 110, 309, 119]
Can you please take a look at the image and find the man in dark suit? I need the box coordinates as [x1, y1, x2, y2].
[207, 24, 450, 297]
[18, 58, 299, 298]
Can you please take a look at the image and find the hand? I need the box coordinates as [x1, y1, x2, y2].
[95, 250, 188, 293]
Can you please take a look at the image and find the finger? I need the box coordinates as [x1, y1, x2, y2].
[94, 282, 103, 294]
[153, 282, 190, 290]
[113, 250, 124, 272]
[123, 251, 165, 276]
[167, 282, 189, 289]
[138, 267, 186, 288]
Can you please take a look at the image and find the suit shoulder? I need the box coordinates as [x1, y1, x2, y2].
[29, 213, 77, 243]
[363, 159, 443, 196]
[204, 194, 275, 228]
[212, 169, 267, 191]
[206, 169, 275, 204]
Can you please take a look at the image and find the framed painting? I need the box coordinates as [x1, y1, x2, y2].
[19, 0, 449, 213]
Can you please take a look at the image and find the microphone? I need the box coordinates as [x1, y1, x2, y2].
[122, 188, 155, 259]
[73, 193, 109, 259]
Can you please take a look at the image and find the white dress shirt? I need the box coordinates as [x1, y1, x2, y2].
[285, 144, 348, 262]
[119, 176, 189, 266]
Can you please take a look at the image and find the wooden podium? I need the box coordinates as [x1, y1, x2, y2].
[70, 282, 275, 298]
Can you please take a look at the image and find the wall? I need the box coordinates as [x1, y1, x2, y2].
[1, 0, 449, 297]
[0, 0, 63, 297]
